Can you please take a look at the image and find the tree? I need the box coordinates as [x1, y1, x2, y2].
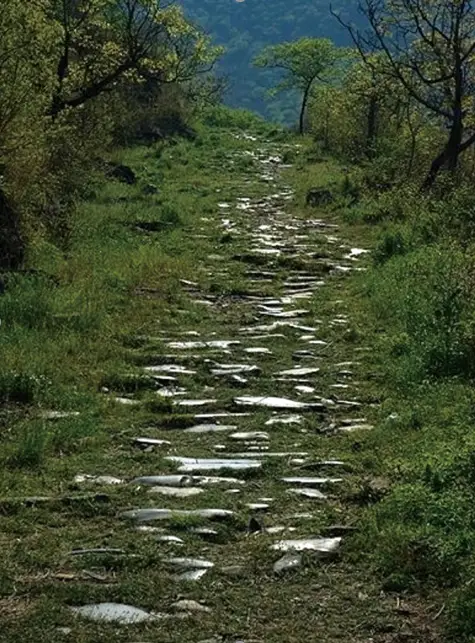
[333, 0, 475, 189]
[253, 38, 344, 134]
[48, 1, 221, 118]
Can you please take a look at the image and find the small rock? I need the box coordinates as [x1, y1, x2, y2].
[274, 552, 302, 573]
[172, 600, 211, 613]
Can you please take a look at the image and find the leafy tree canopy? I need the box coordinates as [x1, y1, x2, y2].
[177, 0, 360, 119]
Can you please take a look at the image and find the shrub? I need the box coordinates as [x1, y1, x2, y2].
[368, 243, 475, 379]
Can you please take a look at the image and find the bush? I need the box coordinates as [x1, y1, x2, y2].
[366, 484, 475, 589]
[368, 243, 475, 379]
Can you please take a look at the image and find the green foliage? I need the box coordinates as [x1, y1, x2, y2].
[0, 0, 221, 268]
[178, 0, 358, 120]
[368, 243, 475, 379]
[254, 38, 343, 93]
[254, 38, 348, 132]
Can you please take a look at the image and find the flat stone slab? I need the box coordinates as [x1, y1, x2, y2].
[157, 387, 187, 398]
[211, 365, 260, 375]
[295, 385, 315, 394]
[338, 423, 374, 432]
[148, 486, 204, 497]
[156, 535, 184, 544]
[265, 415, 303, 425]
[132, 475, 193, 487]
[195, 412, 251, 420]
[70, 603, 159, 624]
[234, 396, 324, 411]
[122, 508, 234, 522]
[282, 477, 344, 486]
[259, 308, 309, 318]
[74, 474, 123, 486]
[247, 503, 270, 511]
[69, 548, 125, 556]
[277, 367, 320, 377]
[175, 399, 217, 407]
[172, 600, 211, 613]
[112, 396, 139, 405]
[41, 411, 80, 420]
[184, 424, 238, 434]
[271, 537, 342, 554]
[134, 438, 171, 448]
[165, 456, 262, 473]
[241, 322, 319, 333]
[144, 365, 197, 375]
[194, 475, 247, 486]
[231, 452, 308, 458]
[174, 569, 209, 581]
[167, 340, 240, 350]
[288, 488, 328, 500]
[274, 552, 302, 573]
[230, 432, 269, 441]
[164, 557, 214, 569]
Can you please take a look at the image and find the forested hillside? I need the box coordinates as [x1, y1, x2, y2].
[178, 0, 358, 119]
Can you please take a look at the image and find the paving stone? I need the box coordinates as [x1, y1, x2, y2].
[277, 366, 320, 377]
[122, 508, 234, 522]
[229, 431, 269, 441]
[164, 557, 214, 569]
[265, 415, 303, 425]
[133, 438, 171, 448]
[74, 474, 124, 486]
[234, 396, 325, 411]
[174, 569, 209, 581]
[273, 552, 302, 573]
[184, 424, 238, 434]
[70, 603, 161, 624]
[147, 486, 204, 497]
[165, 456, 262, 472]
[131, 475, 193, 487]
[144, 365, 197, 375]
[288, 488, 328, 500]
[175, 399, 218, 407]
[271, 537, 342, 554]
[155, 535, 185, 544]
[282, 477, 344, 486]
[172, 600, 212, 613]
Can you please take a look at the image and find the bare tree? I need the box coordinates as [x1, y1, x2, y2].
[333, 0, 475, 188]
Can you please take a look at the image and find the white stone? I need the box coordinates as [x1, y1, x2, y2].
[278, 367, 320, 377]
[148, 486, 204, 497]
[229, 432, 269, 441]
[271, 538, 341, 553]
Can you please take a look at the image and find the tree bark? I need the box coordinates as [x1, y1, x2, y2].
[422, 107, 463, 190]
[366, 93, 378, 158]
[299, 82, 312, 135]
[0, 189, 24, 270]
[47, 60, 136, 117]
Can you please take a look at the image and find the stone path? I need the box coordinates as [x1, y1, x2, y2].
[67, 135, 375, 637]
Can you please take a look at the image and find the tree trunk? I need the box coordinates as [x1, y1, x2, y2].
[366, 94, 378, 158]
[47, 60, 135, 118]
[0, 190, 24, 270]
[299, 82, 312, 135]
[422, 108, 463, 190]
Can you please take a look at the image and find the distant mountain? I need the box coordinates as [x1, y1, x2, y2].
[178, 0, 359, 121]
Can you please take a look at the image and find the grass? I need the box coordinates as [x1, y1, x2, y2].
[0, 111, 455, 642]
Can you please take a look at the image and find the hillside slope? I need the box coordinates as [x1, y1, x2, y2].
[178, 0, 358, 120]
